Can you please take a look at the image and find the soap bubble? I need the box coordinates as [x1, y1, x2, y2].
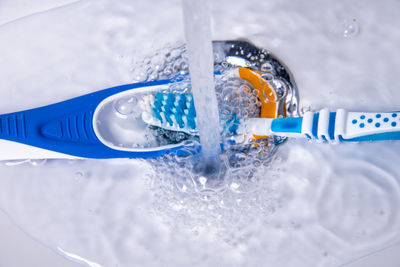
[342, 18, 360, 38]
[268, 79, 288, 102]
[330, 16, 361, 39]
[261, 73, 274, 81]
[261, 62, 274, 73]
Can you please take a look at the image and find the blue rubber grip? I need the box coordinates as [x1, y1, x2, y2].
[0, 79, 185, 159]
[270, 117, 303, 133]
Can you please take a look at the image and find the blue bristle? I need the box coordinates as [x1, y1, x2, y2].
[188, 98, 196, 117]
[152, 107, 163, 123]
[164, 113, 173, 126]
[175, 94, 186, 114]
[164, 93, 175, 113]
[187, 116, 196, 129]
[167, 93, 175, 104]
[154, 100, 162, 111]
[233, 113, 240, 124]
[178, 94, 187, 109]
[155, 92, 164, 103]
[229, 125, 238, 135]
[227, 113, 240, 135]
[175, 104, 184, 115]
[174, 113, 185, 128]
[150, 92, 199, 131]
[164, 103, 173, 114]
[185, 98, 196, 129]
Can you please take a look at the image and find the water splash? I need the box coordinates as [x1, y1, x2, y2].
[131, 42, 295, 255]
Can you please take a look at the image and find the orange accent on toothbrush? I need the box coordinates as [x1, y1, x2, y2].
[238, 67, 279, 119]
[238, 67, 281, 141]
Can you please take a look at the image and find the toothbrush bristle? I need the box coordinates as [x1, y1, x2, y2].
[142, 92, 198, 134]
[141, 90, 244, 137]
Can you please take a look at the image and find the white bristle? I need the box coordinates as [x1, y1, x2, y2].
[171, 116, 178, 126]
[140, 92, 198, 135]
[183, 116, 188, 126]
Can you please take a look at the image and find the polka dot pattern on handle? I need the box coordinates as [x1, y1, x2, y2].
[354, 112, 400, 129]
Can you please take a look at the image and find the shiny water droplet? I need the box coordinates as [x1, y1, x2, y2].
[301, 106, 311, 113]
[269, 79, 288, 102]
[199, 176, 207, 186]
[131, 69, 147, 82]
[29, 159, 47, 166]
[151, 54, 165, 71]
[230, 182, 240, 191]
[169, 48, 182, 60]
[114, 97, 138, 116]
[4, 159, 30, 166]
[342, 18, 360, 38]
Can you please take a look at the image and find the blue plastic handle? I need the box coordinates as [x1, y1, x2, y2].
[0, 79, 185, 159]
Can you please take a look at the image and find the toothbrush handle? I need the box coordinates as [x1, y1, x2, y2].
[0, 80, 176, 160]
[334, 109, 400, 142]
[269, 109, 400, 142]
[0, 88, 129, 159]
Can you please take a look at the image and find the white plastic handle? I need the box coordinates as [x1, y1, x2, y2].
[342, 111, 400, 139]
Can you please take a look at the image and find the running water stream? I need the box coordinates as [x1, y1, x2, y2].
[181, 0, 221, 158]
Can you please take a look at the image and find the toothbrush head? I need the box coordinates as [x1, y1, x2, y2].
[141, 67, 284, 140]
[91, 41, 299, 154]
[141, 92, 198, 135]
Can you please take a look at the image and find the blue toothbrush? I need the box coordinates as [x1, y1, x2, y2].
[0, 79, 185, 160]
[0, 68, 400, 161]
